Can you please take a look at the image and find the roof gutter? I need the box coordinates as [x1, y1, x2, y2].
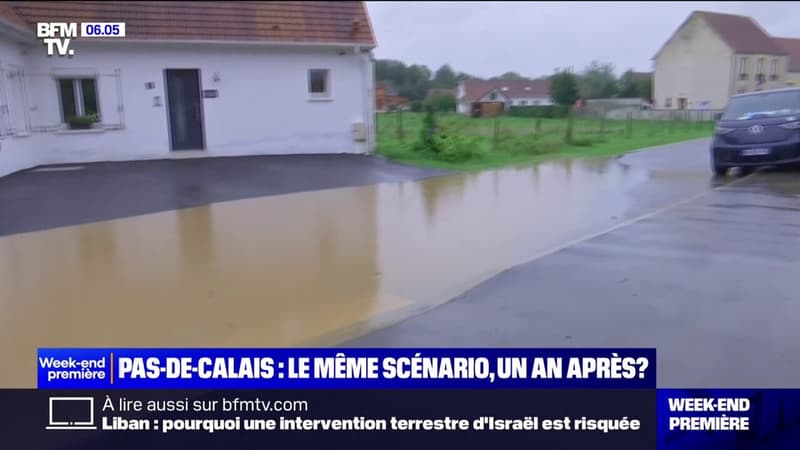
[70, 38, 376, 50]
[0, 20, 35, 43]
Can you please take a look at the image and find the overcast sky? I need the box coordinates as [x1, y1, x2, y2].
[366, 1, 799, 78]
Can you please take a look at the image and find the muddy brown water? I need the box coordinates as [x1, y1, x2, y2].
[0, 151, 714, 387]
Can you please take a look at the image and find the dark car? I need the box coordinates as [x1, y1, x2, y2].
[710, 88, 800, 176]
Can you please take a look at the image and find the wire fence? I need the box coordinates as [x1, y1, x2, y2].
[379, 107, 719, 148]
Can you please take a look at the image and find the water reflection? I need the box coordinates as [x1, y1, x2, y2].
[0, 155, 716, 386]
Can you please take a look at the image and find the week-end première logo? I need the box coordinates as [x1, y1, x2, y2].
[36, 22, 126, 56]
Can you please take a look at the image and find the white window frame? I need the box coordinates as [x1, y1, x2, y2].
[770, 59, 780, 80]
[738, 56, 748, 79]
[57, 77, 100, 122]
[756, 57, 765, 75]
[308, 69, 330, 99]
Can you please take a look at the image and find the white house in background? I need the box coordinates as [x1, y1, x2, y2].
[456, 79, 552, 116]
[0, 1, 377, 178]
[653, 10, 800, 110]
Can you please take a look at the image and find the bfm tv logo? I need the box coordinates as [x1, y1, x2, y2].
[37, 22, 77, 56]
[36, 22, 126, 56]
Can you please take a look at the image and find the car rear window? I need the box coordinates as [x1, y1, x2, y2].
[721, 91, 800, 120]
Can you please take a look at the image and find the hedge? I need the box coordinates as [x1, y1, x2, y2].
[506, 105, 572, 118]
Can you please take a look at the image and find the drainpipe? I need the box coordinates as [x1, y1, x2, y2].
[357, 45, 375, 154]
[728, 53, 736, 102]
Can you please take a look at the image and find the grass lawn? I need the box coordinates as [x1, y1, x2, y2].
[376, 112, 714, 171]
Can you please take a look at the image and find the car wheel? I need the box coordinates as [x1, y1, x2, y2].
[712, 164, 727, 176]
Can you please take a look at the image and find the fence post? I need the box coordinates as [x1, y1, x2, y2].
[493, 114, 499, 150]
[565, 114, 574, 144]
[535, 118, 542, 133]
[600, 112, 606, 136]
[625, 112, 632, 138]
[648, 109, 654, 136]
[396, 108, 404, 142]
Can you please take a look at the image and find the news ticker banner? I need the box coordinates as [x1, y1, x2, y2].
[37, 348, 656, 389]
[13, 348, 798, 449]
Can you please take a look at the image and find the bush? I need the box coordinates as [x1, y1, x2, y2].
[567, 138, 594, 147]
[435, 133, 484, 162]
[425, 93, 457, 112]
[409, 100, 424, 112]
[412, 108, 483, 162]
[413, 106, 439, 153]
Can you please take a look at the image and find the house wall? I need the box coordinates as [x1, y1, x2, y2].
[0, 37, 37, 177]
[0, 40, 374, 178]
[731, 53, 790, 94]
[653, 14, 734, 110]
[783, 71, 800, 86]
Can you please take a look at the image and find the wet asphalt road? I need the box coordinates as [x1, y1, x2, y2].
[0, 154, 448, 236]
[347, 140, 800, 388]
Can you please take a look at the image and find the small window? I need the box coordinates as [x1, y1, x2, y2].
[665, 97, 672, 108]
[770, 59, 779, 80]
[737, 88, 746, 94]
[308, 69, 329, 97]
[58, 78, 100, 128]
[519, 100, 527, 106]
[488, 92, 497, 101]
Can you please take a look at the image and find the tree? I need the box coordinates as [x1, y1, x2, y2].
[549, 69, 579, 106]
[456, 72, 475, 82]
[433, 64, 458, 88]
[425, 92, 457, 112]
[491, 71, 530, 81]
[618, 69, 653, 102]
[618, 70, 638, 98]
[375, 59, 433, 102]
[578, 61, 618, 99]
[637, 77, 653, 103]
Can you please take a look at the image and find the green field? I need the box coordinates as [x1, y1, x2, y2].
[376, 112, 714, 171]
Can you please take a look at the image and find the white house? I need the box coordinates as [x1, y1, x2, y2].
[456, 79, 552, 116]
[0, 1, 377, 178]
[653, 11, 800, 110]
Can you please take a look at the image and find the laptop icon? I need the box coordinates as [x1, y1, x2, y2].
[46, 397, 97, 430]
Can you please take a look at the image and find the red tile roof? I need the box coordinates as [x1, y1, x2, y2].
[0, 1, 29, 31]
[1, 1, 375, 46]
[775, 37, 800, 73]
[696, 11, 786, 55]
[460, 79, 550, 103]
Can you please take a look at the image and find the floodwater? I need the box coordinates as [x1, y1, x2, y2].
[0, 145, 714, 387]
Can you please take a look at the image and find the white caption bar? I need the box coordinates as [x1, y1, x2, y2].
[81, 22, 126, 38]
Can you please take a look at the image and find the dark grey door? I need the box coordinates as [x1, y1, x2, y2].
[165, 69, 204, 150]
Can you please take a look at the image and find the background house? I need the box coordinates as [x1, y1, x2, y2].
[654, 11, 800, 110]
[0, 1, 377, 178]
[775, 37, 800, 86]
[456, 79, 552, 117]
[375, 81, 408, 111]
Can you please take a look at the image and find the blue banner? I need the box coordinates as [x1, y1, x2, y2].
[658, 389, 800, 450]
[37, 347, 656, 389]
